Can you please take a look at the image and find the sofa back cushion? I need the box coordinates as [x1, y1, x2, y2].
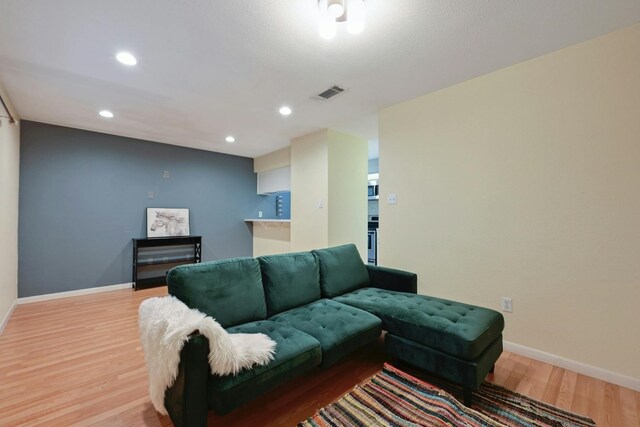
[258, 252, 321, 316]
[312, 244, 370, 298]
[167, 257, 267, 328]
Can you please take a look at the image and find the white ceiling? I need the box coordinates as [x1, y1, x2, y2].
[1, 1, 639, 159]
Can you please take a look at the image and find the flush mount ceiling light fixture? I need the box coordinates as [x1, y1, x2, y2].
[99, 110, 114, 118]
[327, 0, 345, 18]
[318, 0, 365, 40]
[225, 135, 236, 143]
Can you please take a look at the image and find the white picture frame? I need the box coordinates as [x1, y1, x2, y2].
[146, 208, 190, 238]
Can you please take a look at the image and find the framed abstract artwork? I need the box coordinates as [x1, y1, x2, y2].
[146, 208, 190, 238]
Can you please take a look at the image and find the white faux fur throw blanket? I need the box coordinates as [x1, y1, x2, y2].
[138, 296, 276, 414]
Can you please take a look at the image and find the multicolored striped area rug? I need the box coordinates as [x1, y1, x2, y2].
[298, 363, 596, 427]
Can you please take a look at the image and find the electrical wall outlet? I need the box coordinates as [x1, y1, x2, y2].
[387, 193, 397, 204]
[163, 170, 170, 179]
[148, 191, 155, 199]
[501, 297, 513, 313]
[258, 211, 263, 218]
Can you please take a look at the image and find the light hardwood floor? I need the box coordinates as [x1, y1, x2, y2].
[0, 287, 637, 426]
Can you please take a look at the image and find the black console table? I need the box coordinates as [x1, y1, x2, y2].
[132, 236, 202, 290]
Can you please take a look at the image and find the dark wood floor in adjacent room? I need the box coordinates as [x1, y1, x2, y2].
[0, 287, 637, 426]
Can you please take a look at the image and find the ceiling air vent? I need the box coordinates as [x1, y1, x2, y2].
[313, 85, 347, 101]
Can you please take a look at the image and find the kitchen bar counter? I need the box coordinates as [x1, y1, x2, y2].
[245, 219, 291, 256]
[244, 219, 291, 223]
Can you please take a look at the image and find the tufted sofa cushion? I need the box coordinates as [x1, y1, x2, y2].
[312, 244, 370, 298]
[167, 257, 267, 328]
[271, 299, 382, 367]
[334, 288, 504, 360]
[258, 252, 321, 317]
[207, 320, 321, 415]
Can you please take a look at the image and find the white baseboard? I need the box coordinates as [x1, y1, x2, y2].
[504, 341, 640, 392]
[0, 301, 17, 335]
[17, 282, 133, 304]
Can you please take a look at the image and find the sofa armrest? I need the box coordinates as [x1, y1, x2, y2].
[366, 265, 417, 294]
[164, 333, 210, 427]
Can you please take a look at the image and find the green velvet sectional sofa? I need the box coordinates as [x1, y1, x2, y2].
[163, 244, 504, 427]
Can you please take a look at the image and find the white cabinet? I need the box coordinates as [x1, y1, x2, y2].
[257, 166, 290, 194]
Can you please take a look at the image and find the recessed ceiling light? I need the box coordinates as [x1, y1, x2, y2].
[99, 110, 114, 118]
[279, 106, 292, 116]
[225, 136, 236, 143]
[116, 51, 137, 66]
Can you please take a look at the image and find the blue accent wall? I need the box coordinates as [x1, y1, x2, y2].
[254, 191, 291, 220]
[18, 121, 267, 297]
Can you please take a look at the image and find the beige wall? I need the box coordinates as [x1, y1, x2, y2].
[254, 147, 290, 173]
[291, 130, 329, 251]
[327, 130, 368, 257]
[291, 129, 367, 256]
[252, 223, 291, 257]
[0, 83, 20, 331]
[379, 24, 640, 380]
